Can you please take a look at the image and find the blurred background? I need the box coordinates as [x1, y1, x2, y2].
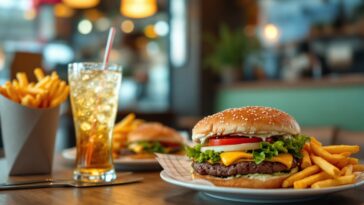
[0, 0, 363, 155]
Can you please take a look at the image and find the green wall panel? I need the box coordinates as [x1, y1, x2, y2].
[215, 86, 364, 131]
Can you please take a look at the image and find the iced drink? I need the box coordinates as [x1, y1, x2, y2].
[69, 63, 121, 182]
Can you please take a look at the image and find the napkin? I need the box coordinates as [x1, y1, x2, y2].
[155, 154, 214, 185]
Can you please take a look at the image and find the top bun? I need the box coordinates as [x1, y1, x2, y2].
[192, 106, 300, 142]
[128, 122, 183, 144]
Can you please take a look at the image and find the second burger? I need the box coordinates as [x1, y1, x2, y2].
[123, 122, 184, 159]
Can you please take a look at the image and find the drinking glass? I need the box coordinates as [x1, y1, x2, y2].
[68, 62, 122, 182]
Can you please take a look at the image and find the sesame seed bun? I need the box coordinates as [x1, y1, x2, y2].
[128, 122, 184, 144]
[192, 106, 300, 143]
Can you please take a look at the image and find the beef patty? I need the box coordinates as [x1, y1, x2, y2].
[192, 160, 297, 177]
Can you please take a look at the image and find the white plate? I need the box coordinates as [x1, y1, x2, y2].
[62, 148, 160, 171]
[160, 170, 364, 203]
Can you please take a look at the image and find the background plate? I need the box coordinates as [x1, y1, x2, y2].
[62, 148, 161, 171]
[62, 131, 191, 171]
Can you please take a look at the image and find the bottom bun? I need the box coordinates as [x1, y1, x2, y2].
[129, 153, 156, 159]
[192, 168, 298, 189]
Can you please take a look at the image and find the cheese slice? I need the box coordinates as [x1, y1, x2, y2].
[220, 151, 293, 169]
[220, 152, 253, 166]
[269, 153, 293, 169]
[129, 144, 143, 153]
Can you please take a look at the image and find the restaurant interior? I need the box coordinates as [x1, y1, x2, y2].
[1, 0, 363, 151]
[0, 0, 363, 203]
[0, 0, 364, 152]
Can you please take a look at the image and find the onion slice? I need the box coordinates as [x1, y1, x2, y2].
[201, 142, 260, 152]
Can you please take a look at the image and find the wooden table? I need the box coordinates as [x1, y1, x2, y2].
[0, 156, 363, 205]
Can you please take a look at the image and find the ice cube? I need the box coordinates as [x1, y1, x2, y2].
[82, 74, 91, 81]
[84, 98, 95, 107]
[96, 114, 106, 123]
[81, 122, 91, 131]
[99, 104, 111, 112]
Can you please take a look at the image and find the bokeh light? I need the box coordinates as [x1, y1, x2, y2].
[78, 19, 93, 35]
[121, 20, 135, 33]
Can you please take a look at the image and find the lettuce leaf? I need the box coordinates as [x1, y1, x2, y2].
[135, 141, 166, 153]
[185, 144, 221, 163]
[253, 134, 310, 164]
[185, 135, 310, 165]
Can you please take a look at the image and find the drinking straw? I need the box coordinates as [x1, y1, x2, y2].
[102, 27, 116, 70]
[85, 27, 116, 165]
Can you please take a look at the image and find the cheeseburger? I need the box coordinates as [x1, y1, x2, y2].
[124, 122, 184, 159]
[186, 106, 309, 188]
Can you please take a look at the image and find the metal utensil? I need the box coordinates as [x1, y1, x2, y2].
[0, 172, 133, 187]
[0, 176, 143, 190]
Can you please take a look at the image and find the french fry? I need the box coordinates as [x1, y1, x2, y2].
[282, 165, 320, 188]
[304, 143, 311, 153]
[353, 164, 364, 172]
[33, 94, 42, 107]
[114, 126, 135, 133]
[35, 76, 51, 89]
[53, 81, 66, 97]
[21, 95, 33, 107]
[341, 164, 353, 176]
[48, 80, 59, 99]
[113, 119, 144, 133]
[301, 149, 312, 169]
[34, 68, 45, 81]
[293, 171, 331, 189]
[28, 95, 38, 107]
[310, 137, 322, 146]
[4, 82, 20, 102]
[114, 113, 136, 130]
[311, 155, 341, 178]
[1, 68, 69, 109]
[348, 158, 359, 165]
[337, 157, 360, 169]
[323, 145, 360, 155]
[0, 86, 9, 98]
[12, 80, 27, 98]
[341, 166, 348, 176]
[27, 87, 46, 95]
[340, 152, 352, 157]
[16, 72, 29, 88]
[311, 175, 356, 189]
[51, 71, 59, 80]
[12, 79, 19, 87]
[311, 141, 344, 163]
[50, 86, 69, 107]
[335, 158, 349, 169]
[41, 96, 49, 108]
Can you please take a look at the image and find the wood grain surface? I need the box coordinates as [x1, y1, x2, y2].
[0, 156, 363, 205]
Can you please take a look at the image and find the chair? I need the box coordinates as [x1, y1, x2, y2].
[10, 52, 43, 82]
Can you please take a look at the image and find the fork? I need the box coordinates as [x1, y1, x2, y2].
[0, 172, 133, 187]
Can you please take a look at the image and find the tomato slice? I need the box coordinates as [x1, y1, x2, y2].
[160, 142, 181, 148]
[208, 137, 262, 146]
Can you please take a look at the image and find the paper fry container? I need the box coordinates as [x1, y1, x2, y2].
[0, 95, 60, 176]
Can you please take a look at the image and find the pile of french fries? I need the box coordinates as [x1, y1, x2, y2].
[283, 137, 363, 189]
[112, 113, 144, 157]
[0, 68, 69, 109]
